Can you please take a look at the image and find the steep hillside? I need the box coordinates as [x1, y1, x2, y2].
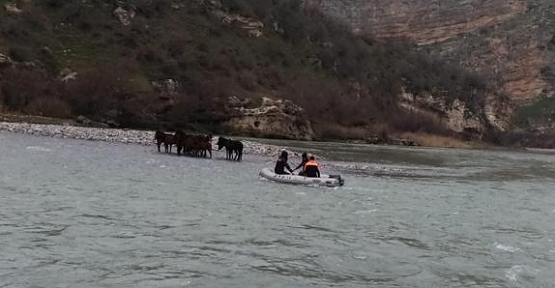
[0, 0, 506, 142]
[310, 0, 555, 135]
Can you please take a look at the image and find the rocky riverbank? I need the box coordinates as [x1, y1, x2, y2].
[0, 121, 297, 158]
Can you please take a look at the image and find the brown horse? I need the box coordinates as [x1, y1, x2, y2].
[154, 130, 176, 153]
[174, 131, 212, 158]
[196, 140, 212, 158]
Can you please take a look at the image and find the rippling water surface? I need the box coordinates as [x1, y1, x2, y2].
[1, 132, 555, 287]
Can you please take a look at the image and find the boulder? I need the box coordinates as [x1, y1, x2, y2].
[60, 68, 78, 82]
[76, 115, 92, 126]
[224, 97, 315, 140]
[4, 3, 22, 14]
[106, 120, 119, 128]
[248, 29, 263, 38]
[152, 79, 179, 94]
[213, 10, 264, 37]
[113, 7, 135, 26]
[0, 53, 12, 67]
[273, 22, 284, 34]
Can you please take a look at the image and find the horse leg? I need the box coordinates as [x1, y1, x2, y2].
[157, 142, 161, 152]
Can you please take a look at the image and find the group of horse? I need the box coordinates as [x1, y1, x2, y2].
[154, 130, 243, 161]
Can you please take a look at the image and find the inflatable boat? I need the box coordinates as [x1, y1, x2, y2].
[259, 167, 345, 187]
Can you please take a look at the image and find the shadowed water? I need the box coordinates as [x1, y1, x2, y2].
[1, 132, 554, 287]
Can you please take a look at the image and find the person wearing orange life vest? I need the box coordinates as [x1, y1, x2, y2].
[303, 156, 320, 178]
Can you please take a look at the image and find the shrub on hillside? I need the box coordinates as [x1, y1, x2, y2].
[64, 66, 134, 118]
[25, 97, 72, 118]
[0, 66, 58, 111]
[132, 0, 173, 18]
[7, 46, 33, 62]
[389, 111, 450, 134]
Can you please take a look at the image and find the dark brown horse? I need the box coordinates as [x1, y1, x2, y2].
[197, 141, 212, 158]
[217, 136, 243, 161]
[154, 130, 176, 153]
[174, 130, 212, 158]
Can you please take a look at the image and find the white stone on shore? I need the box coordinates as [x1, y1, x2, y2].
[0, 121, 293, 158]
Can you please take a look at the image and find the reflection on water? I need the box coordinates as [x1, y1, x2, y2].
[1, 132, 555, 287]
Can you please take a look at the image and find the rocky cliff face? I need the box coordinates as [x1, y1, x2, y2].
[223, 97, 315, 140]
[399, 89, 511, 136]
[309, 0, 555, 106]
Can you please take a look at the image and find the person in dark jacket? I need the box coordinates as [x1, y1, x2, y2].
[293, 152, 309, 176]
[274, 150, 293, 175]
[303, 156, 320, 178]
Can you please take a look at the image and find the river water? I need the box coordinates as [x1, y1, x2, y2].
[1, 131, 554, 288]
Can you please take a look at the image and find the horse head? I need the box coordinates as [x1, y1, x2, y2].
[217, 137, 227, 150]
[174, 130, 185, 140]
[154, 130, 165, 142]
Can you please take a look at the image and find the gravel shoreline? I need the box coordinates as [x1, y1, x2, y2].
[0, 121, 296, 158]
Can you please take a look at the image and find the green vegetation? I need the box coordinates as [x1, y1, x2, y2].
[1, 0, 492, 137]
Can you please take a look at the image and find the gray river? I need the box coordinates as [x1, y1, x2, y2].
[1, 131, 555, 287]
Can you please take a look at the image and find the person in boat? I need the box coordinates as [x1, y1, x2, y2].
[293, 152, 309, 176]
[303, 156, 320, 178]
[274, 150, 294, 175]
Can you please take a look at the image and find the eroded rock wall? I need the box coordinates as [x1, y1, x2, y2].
[223, 97, 315, 140]
[309, 0, 555, 105]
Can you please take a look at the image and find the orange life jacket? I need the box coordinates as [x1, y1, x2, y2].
[303, 160, 318, 171]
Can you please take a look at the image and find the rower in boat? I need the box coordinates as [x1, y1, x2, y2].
[274, 150, 294, 175]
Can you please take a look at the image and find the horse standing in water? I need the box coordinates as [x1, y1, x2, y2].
[197, 141, 212, 158]
[174, 130, 212, 158]
[217, 137, 243, 161]
[154, 131, 176, 153]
